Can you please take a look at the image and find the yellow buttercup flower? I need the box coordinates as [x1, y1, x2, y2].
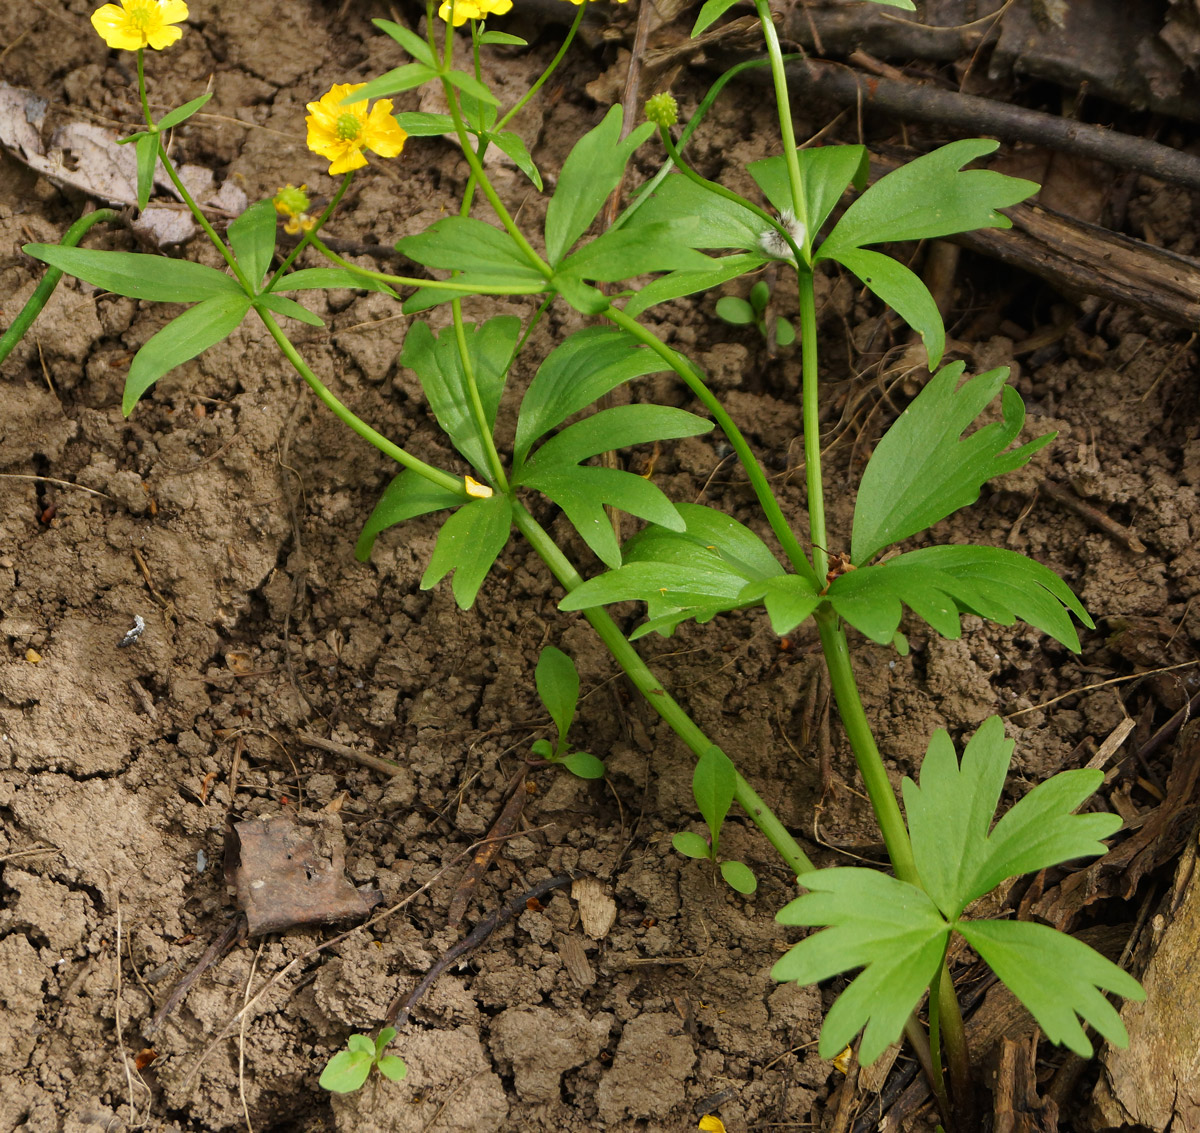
[90, 0, 189, 51]
[561, 0, 629, 5]
[438, 0, 513, 25]
[305, 84, 408, 177]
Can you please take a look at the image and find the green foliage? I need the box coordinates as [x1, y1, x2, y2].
[227, 199, 278, 289]
[355, 473, 464, 561]
[320, 1028, 407, 1094]
[773, 718, 1143, 1064]
[23, 245, 243, 303]
[747, 145, 869, 241]
[421, 494, 513, 609]
[530, 647, 604, 779]
[693, 745, 736, 856]
[851, 362, 1054, 565]
[401, 316, 520, 480]
[715, 279, 795, 345]
[720, 860, 758, 894]
[544, 105, 654, 265]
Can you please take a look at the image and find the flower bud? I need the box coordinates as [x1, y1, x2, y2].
[273, 184, 312, 220]
[644, 92, 679, 129]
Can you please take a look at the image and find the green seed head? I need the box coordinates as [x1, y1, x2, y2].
[644, 92, 679, 129]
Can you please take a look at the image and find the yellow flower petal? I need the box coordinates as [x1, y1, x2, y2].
[464, 476, 494, 499]
[305, 83, 406, 176]
[90, 0, 188, 51]
[698, 1118, 727, 1133]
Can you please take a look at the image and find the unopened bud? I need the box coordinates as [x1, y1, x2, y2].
[644, 92, 678, 129]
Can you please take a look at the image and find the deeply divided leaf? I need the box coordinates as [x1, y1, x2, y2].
[355, 471, 464, 561]
[773, 869, 950, 1064]
[747, 145, 868, 241]
[818, 139, 1038, 257]
[421, 494, 513, 609]
[958, 920, 1143, 1057]
[851, 362, 1053, 564]
[545, 105, 654, 265]
[124, 294, 251, 414]
[400, 316, 520, 477]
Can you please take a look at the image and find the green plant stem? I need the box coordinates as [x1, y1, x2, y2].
[753, 0, 810, 261]
[442, 81, 550, 277]
[513, 501, 815, 877]
[814, 610, 916, 881]
[796, 271, 828, 583]
[256, 306, 464, 497]
[0, 208, 117, 367]
[604, 306, 820, 590]
[451, 301, 508, 489]
[938, 965, 971, 1115]
[494, 3, 586, 133]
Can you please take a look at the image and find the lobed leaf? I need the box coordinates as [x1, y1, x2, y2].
[851, 362, 1053, 565]
[514, 327, 668, 465]
[773, 868, 950, 1063]
[400, 316, 520, 478]
[545, 105, 654, 264]
[421, 494, 513, 609]
[830, 246, 944, 369]
[555, 221, 713, 284]
[958, 919, 1144, 1057]
[747, 145, 869, 241]
[818, 139, 1038, 258]
[124, 293, 251, 415]
[737, 575, 822, 636]
[355, 471, 464, 561]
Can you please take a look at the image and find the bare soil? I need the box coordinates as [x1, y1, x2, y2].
[3, 2, 1199, 1131]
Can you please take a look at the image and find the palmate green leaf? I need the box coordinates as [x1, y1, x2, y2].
[826, 545, 1091, 652]
[400, 316, 521, 477]
[396, 216, 540, 280]
[355, 470, 465, 561]
[421, 494, 513, 609]
[545, 105, 654, 265]
[773, 869, 950, 1063]
[522, 404, 711, 471]
[694, 745, 736, 856]
[535, 646, 579, 748]
[124, 293, 252, 414]
[958, 920, 1143, 1057]
[555, 221, 712, 284]
[514, 327, 668, 465]
[851, 362, 1053, 565]
[832, 246, 945, 369]
[903, 717, 1120, 920]
[24, 245, 242, 303]
[819, 139, 1037, 258]
[747, 145, 869, 240]
[737, 575, 822, 636]
[227, 199, 277, 290]
[625, 253, 764, 319]
[520, 466, 685, 569]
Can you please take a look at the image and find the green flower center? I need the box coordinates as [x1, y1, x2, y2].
[335, 113, 363, 142]
[127, 1, 158, 29]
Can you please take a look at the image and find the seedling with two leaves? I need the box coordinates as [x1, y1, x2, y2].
[671, 744, 758, 895]
[715, 279, 795, 346]
[530, 646, 605, 780]
[318, 1027, 407, 1094]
